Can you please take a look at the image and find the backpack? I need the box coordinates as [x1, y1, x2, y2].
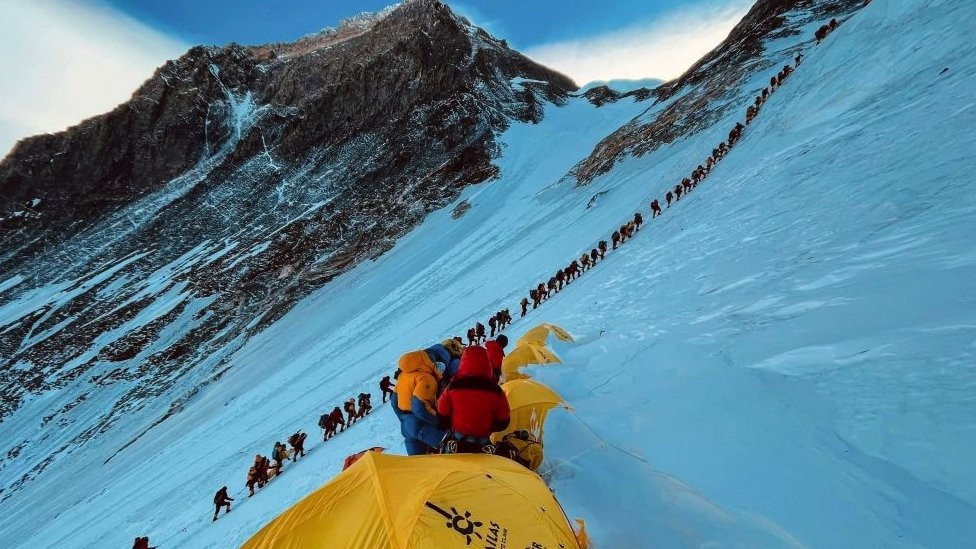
[318, 414, 329, 429]
[496, 431, 543, 471]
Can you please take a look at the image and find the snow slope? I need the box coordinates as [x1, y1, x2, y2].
[2, 0, 975, 547]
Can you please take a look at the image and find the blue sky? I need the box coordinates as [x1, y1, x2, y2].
[0, 0, 752, 155]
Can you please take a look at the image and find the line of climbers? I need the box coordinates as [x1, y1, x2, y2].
[815, 18, 839, 43]
[238, 431, 309, 505]
[187, 19, 846, 541]
[467, 308, 513, 345]
[522, 42, 816, 325]
[317, 392, 373, 442]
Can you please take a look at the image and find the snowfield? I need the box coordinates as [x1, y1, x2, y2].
[2, 0, 975, 547]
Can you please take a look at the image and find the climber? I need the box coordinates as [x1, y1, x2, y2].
[580, 252, 591, 272]
[598, 240, 607, 259]
[501, 308, 512, 329]
[569, 260, 581, 280]
[666, 191, 673, 207]
[288, 431, 307, 461]
[674, 183, 683, 201]
[651, 199, 662, 218]
[485, 334, 508, 381]
[815, 25, 828, 43]
[556, 269, 565, 290]
[247, 454, 264, 494]
[475, 322, 486, 345]
[357, 392, 372, 418]
[437, 345, 511, 454]
[795, 53, 803, 67]
[213, 486, 233, 522]
[520, 296, 529, 317]
[730, 122, 744, 146]
[611, 230, 620, 250]
[746, 105, 757, 124]
[272, 441, 290, 472]
[466, 327, 477, 346]
[428, 338, 463, 387]
[633, 211, 643, 231]
[380, 375, 395, 403]
[530, 289, 540, 309]
[318, 412, 330, 440]
[257, 455, 270, 485]
[770, 75, 777, 90]
[392, 348, 447, 455]
[344, 398, 358, 426]
[330, 405, 345, 433]
[246, 463, 260, 496]
[537, 282, 547, 301]
[132, 537, 156, 549]
[590, 248, 600, 265]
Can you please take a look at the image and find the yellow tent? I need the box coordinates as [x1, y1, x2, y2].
[242, 451, 581, 549]
[493, 378, 567, 443]
[501, 343, 561, 381]
[516, 323, 575, 348]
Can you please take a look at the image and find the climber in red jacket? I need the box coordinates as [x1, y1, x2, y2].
[437, 346, 510, 453]
[484, 335, 508, 382]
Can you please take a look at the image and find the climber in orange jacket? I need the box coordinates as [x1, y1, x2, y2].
[391, 349, 447, 455]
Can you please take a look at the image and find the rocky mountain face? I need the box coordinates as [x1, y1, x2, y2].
[0, 0, 574, 497]
[568, 0, 865, 184]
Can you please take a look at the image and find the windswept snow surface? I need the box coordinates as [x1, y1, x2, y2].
[3, 0, 976, 547]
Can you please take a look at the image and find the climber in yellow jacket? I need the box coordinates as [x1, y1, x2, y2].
[391, 349, 448, 455]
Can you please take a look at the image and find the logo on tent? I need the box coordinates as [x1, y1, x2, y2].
[425, 502, 483, 545]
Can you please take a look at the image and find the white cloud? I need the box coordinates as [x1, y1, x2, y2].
[0, 0, 187, 157]
[524, 0, 752, 87]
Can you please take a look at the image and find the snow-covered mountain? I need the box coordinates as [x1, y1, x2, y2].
[0, 0, 573, 492]
[2, 0, 975, 547]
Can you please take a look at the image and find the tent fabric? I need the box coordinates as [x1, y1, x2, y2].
[492, 379, 565, 442]
[343, 446, 385, 470]
[242, 451, 580, 549]
[501, 343, 561, 381]
[516, 323, 574, 348]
